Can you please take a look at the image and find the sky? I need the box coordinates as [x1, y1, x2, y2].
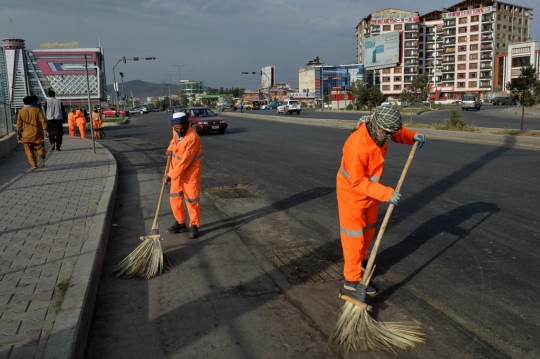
[1, 0, 539, 92]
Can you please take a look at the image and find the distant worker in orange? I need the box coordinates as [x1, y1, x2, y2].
[75, 107, 87, 138]
[336, 105, 425, 301]
[17, 96, 50, 169]
[92, 108, 103, 139]
[163, 112, 202, 239]
[67, 109, 77, 136]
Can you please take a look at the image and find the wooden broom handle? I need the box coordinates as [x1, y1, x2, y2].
[151, 156, 172, 231]
[361, 141, 419, 285]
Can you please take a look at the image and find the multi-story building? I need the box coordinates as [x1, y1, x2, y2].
[180, 80, 204, 104]
[497, 40, 540, 90]
[355, 1, 534, 100]
[0, 38, 107, 111]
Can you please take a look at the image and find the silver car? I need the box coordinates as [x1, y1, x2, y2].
[461, 95, 482, 111]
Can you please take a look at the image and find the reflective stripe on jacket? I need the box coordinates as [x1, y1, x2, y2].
[167, 127, 202, 183]
[336, 122, 416, 209]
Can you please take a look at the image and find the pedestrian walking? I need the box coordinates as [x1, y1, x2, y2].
[92, 108, 103, 139]
[336, 105, 425, 299]
[163, 112, 202, 239]
[75, 107, 87, 138]
[67, 109, 77, 136]
[16, 96, 50, 169]
[30, 94, 43, 111]
[240, 99, 244, 113]
[43, 90, 67, 151]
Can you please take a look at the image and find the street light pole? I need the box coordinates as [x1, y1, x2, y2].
[172, 64, 187, 106]
[165, 73, 175, 107]
[113, 56, 156, 109]
[119, 72, 125, 110]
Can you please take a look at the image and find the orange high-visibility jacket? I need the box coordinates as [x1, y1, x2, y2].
[336, 122, 417, 209]
[74, 109, 86, 124]
[167, 127, 202, 183]
[67, 112, 75, 123]
[92, 111, 103, 127]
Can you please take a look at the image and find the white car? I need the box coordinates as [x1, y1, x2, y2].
[277, 99, 301, 115]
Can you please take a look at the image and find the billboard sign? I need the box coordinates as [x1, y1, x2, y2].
[364, 32, 400, 69]
[261, 66, 274, 88]
[443, 6, 494, 19]
[371, 9, 419, 24]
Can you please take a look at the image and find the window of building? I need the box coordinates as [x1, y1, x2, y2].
[497, 24, 500, 30]
[382, 85, 390, 91]
[458, 54, 467, 61]
[457, 82, 465, 88]
[458, 36, 467, 42]
[383, 25, 391, 31]
[382, 68, 391, 74]
[470, 53, 478, 60]
[469, 81, 477, 87]
[459, 17, 467, 24]
[394, 24, 402, 30]
[394, 76, 402, 81]
[459, 26, 467, 33]
[394, 85, 401, 90]
[470, 25, 479, 32]
[503, 25, 507, 29]
[459, 46, 467, 51]
[471, 15, 479, 22]
[458, 73, 466, 79]
[470, 72, 477, 78]
[470, 44, 478, 50]
[497, 14, 501, 20]
[419, 60, 424, 65]
[382, 77, 390, 82]
[458, 63, 466, 70]
[470, 62, 478, 69]
[470, 34, 479, 41]
[394, 67, 402, 73]
[512, 57, 531, 67]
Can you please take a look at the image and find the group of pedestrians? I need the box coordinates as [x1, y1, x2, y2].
[15, 88, 104, 169]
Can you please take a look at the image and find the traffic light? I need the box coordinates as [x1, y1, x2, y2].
[133, 57, 139, 61]
[242, 72, 249, 74]
[122, 56, 126, 63]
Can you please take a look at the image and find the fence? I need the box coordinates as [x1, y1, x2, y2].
[0, 103, 13, 138]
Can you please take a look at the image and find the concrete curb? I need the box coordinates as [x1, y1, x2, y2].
[41, 142, 118, 359]
[0, 132, 19, 160]
[221, 112, 540, 150]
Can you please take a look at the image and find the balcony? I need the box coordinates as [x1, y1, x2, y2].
[443, 56, 455, 63]
[443, 75, 455, 81]
[443, 39, 456, 46]
[371, 27, 381, 33]
[444, 20, 456, 27]
[442, 66, 455, 72]
[405, 24, 419, 31]
[404, 33, 417, 39]
[481, 45, 492, 52]
[482, 25, 493, 32]
[480, 81, 491, 88]
[481, 35, 492, 42]
[480, 63, 492, 69]
[444, 47, 456, 53]
[404, 59, 418, 65]
[480, 73, 492, 79]
[404, 51, 418, 57]
[482, 15, 494, 22]
[481, 54, 492, 60]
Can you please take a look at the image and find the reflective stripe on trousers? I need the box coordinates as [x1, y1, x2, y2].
[339, 167, 380, 182]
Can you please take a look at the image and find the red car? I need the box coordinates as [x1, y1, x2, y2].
[186, 107, 228, 134]
[100, 107, 130, 117]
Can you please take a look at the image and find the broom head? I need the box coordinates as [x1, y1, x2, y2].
[112, 235, 164, 280]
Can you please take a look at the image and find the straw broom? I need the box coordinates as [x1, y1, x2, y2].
[328, 142, 425, 353]
[112, 157, 171, 280]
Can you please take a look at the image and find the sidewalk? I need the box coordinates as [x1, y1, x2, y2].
[0, 136, 117, 358]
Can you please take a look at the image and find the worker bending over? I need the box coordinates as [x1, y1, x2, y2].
[336, 104, 425, 300]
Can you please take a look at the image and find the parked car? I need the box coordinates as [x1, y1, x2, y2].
[251, 101, 261, 110]
[461, 95, 482, 111]
[100, 107, 130, 117]
[277, 99, 301, 115]
[323, 103, 332, 109]
[491, 97, 515, 105]
[186, 107, 228, 134]
[264, 102, 281, 110]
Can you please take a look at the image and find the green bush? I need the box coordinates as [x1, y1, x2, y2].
[446, 109, 465, 129]
[346, 103, 354, 111]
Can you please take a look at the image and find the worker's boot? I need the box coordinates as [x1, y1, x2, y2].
[189, 225, 198, 239]
[167, 221, 187, 234]
[37, 157, 45, 168]
[342, 281, 378, 301]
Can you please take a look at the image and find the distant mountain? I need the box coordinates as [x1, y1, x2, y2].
[106, 80, 180, 99]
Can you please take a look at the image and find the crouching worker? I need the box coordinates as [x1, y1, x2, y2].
[336, 105, 425, 300]
[163, 112, 202, 239]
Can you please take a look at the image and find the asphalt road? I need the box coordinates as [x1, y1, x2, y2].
[86, 111, 540, 358]
[253, 105, 540, 130]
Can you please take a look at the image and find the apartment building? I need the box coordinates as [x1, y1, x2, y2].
[355, 0, 534, 100]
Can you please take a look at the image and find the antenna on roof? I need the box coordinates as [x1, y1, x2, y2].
[10, 19, 13, 37]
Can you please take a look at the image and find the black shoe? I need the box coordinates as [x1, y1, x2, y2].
[51, 143, 56, 151]
[189, 225, 198, 239]
[342, 281, 378, 299]
[167, 221, 187, 234]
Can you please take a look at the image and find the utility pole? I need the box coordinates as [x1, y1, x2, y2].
[113, 56, 156, 109]
[119, 72, 125, 110]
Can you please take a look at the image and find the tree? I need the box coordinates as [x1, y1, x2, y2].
[366, 86, 384, 112]
[350, 80, 368, 109]
[506, 64, 540, 131]
[400, 74, 431, 104]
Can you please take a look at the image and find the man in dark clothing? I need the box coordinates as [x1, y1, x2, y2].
[43, 90, 67, 151]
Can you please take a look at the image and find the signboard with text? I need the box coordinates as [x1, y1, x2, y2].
[443, 6, 494, 19]
[364, 31, 400, 70]
[371, 9, 419, 24]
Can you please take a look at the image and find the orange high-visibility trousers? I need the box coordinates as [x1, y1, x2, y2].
[169, 179, 201, 227]
[338, 202, 380, 282]
[68, 120, 76, 136]
[77, 123, 86, 138]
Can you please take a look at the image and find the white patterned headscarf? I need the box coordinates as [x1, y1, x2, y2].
[356, 105, 402, 147]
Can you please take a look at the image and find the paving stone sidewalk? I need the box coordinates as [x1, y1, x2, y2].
[0, 137, 117, 359]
